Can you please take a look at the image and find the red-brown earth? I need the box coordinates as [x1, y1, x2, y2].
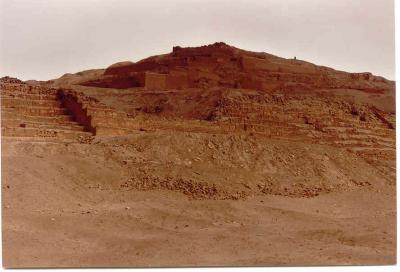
[1, 42, 396, 267]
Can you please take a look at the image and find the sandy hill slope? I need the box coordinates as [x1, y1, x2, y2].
[0, 42, 396, 267]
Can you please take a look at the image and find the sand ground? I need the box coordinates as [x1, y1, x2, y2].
[1, 133, 396, 267]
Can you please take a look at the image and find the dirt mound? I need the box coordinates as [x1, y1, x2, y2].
[47, 69, 105, 87]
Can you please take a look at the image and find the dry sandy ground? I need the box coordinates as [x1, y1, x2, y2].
[1, 132, 396, 267]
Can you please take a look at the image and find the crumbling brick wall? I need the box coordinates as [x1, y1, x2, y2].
[142, 71, 189, 90]
[59, 89, 139, 136]
[144, 72, 167, 89]
[58, 90, 96, 134]
[166, 71, 189, 89]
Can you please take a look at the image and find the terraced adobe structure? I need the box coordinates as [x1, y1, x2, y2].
[1, 81, 92, 142]
[1, 43, 396, 267]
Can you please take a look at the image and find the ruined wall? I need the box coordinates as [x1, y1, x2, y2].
[59, 89, 140, 136]
[144, 72, 167, 89]
[214, 93, 395, 169]
[166, 71, 189, 89]
[58, 91, 95, 134]
[240, 56, 317, 74]
[80, 43, 395, 95]
[1, 83, 93, 141]
[142, 71, 189, 90]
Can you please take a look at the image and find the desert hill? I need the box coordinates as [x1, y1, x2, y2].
[1, 43, 396, 267]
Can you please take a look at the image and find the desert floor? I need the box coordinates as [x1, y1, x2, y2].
[1, 132, 396, 267]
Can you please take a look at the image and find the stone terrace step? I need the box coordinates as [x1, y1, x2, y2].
[323, 126, 395, 135]
[1, 97, 62, 108]
[0, 84, 58, 95]
[347, 147, 396, 160]
[1, 136, 78, 143]
[1, 127, 92, 139]
[1, 93, 59, 101]
[1, 112, 74, 123]
[332, 140, 395, 150]
[2, 120, 86, 132]
[2, 106, 69, 117]
[331, 120, 388, 129]
[339, 134, 396, 144]
[1, 118, 79, 127]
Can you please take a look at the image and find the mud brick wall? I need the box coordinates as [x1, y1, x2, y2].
[142, 71, 190, 90]
[166, 71, 189, 89]
[214, 94, 396, 160]
[58, 91, 95, 134]
[144, 72, 167, 89]
[240, 56, 317, 74]
[59, 89, 139, 136]
[1, 82, 94, 141]
[1, 83, 58, 95]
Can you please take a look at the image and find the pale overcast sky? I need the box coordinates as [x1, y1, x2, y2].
[0, 0, 395, 80]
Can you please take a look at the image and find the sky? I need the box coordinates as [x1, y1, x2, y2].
[0, 0, 395, 81]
